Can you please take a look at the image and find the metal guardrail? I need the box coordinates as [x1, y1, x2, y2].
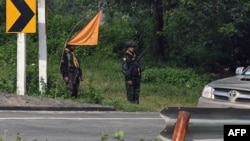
[158, 107, 250, 141]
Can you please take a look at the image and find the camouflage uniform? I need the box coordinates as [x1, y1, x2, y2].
[121, 41, 141, 104]
[60, 45, 83, 98]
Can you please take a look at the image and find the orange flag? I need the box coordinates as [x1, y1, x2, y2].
[67, 10, 102, 46]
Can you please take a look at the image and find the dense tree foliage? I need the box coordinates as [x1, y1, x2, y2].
[164, 0, 250, 68]
[39, 0, 250, 69]
[1, 0, 250, 93]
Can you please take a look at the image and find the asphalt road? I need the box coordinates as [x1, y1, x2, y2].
[0, 111, 165, 141]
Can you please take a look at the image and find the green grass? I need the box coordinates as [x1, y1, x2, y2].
[62, 56, 207, 112]
[0, 54, 209, 112]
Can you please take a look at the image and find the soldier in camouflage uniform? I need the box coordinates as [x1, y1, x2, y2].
[60, 45, 83, 98]
[121, 40, 142, 104]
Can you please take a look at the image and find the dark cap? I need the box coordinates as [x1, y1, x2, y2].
[66, 44, 75, 48]
[125, 40, 136, 48]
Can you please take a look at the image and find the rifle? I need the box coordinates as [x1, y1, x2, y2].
[125, 49, 146, 77]
[73, 69, 80, 85]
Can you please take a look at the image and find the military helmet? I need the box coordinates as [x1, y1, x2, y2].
[125, 40, 136, 48]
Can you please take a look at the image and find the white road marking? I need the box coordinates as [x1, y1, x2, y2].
[0, 117, 162, 120]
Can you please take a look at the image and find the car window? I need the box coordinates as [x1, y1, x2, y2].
[243, 69, 250, 75]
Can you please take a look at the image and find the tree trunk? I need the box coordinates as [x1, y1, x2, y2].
[153, 0, 165, 60]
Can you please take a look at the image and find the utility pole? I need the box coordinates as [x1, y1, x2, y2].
[38, 0, 47, 93]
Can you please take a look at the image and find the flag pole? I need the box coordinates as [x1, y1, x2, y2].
[55, 16, 87, 98]
[56, 10, 101, 97]
[59, 10, 101, 67]
[58, 16, 87, 71]
[64, 18, 87, 47]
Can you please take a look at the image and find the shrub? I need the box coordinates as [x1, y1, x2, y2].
[142, 67, 211, 88]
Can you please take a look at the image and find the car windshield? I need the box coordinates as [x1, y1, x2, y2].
[242, 67, 250, 76]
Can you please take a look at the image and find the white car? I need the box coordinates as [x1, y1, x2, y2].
[197, 66, 250, 108]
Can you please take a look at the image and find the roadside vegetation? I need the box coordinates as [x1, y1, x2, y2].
[68, 56, 212, 112]
[1, 1, 248, 140]
[0, 0, 248, 112]
[0, 52, 212, 112]
[0, 130, 163, 141]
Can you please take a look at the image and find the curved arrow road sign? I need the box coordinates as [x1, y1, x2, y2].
[6, 0, 36, 33]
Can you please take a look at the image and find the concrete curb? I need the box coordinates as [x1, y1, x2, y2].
[0, 106, 116, 111]
[0, 94, 116, 111]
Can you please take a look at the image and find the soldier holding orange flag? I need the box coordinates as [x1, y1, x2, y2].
[60, 45, 83, 98]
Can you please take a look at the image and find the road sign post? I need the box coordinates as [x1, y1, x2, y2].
[16, 33, 26, 95]
[6, 0, 36, 95]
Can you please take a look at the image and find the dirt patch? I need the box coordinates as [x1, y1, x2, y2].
[0, 93, 115, 111]
[0, 94, 78, 107]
